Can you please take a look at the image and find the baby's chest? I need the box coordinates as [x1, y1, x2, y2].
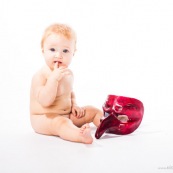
[57, 75, 73, 94]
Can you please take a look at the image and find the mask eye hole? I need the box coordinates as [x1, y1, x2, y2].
[104, 112, 110, 117]
[114, 104, 123, 112]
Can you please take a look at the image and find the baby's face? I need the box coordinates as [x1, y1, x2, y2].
[42, 33, 76, 69]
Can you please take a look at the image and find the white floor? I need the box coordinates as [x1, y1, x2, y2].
[0, 114, 173, 173]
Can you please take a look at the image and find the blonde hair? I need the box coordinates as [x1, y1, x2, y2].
[41, 23, 77, 50]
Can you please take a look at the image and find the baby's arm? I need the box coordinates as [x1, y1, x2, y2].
[71, 91, 77, 106]
[31, 70, 59, 107]
[71, 92, 84, 118]
[32, 63, 69, 107]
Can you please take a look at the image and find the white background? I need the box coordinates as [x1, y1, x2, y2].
[0, 0, 173, 172]
[0, 0, 172, 126]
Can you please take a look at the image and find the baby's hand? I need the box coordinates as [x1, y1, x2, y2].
[51, 62, 70, 82]
[72, 105, 85, 119]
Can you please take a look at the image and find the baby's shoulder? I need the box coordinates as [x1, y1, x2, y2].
[32, 66, 48, 82]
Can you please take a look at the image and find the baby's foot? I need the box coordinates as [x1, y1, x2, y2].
[79, 124, 93, 144]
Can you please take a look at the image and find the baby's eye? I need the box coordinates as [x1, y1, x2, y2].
[63, 49, 69, 53]
[50, 48, 55, 52]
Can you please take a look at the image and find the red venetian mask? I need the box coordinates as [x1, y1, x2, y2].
[95, 95, 144, 139]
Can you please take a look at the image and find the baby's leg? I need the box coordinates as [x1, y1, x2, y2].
[70, 106, 103, 127]
[30, 114, 93, 144]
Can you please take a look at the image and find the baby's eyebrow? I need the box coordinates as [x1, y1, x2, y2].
[48, 45, 56, 49]
[62, 45, 70, 49]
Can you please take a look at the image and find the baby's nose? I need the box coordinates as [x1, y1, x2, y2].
[54, 52, 62, 58]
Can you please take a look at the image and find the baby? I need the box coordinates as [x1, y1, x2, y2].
[30, 23, 103, 144]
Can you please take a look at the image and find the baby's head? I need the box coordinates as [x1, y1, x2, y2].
[41, 23, 77, 52]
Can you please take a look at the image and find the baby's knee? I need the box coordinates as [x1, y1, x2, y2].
[83, 106, 102, 121]
[85, 106, 103, 116]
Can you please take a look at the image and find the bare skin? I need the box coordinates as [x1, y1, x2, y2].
[30, 33, 103, 144]
[79, 124, 93, 144]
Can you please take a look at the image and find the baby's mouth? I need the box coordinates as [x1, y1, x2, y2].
[54, 61, 62, 67]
